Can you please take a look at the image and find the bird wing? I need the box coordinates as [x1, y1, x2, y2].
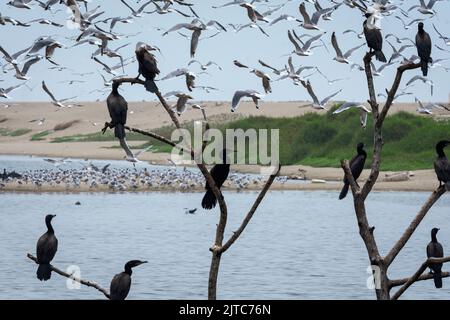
[120, 0, 136, 14]
[333, 102, 355, 114]
[21, 56, 42, 75]
[162, 68, 188, 80]
[321, 89, 342, 105]
[287, 30, 302, 52]
[304, 81, 320, 105]
[299, 3, 312, 25]
[303, 33, 323, 50]
[163, 23, 193, 35]
[190, 29, 201, 58]
[231, 90, 249, 110]
[0, 46, 13, 61]
[344, 43, 364, 59]
[41, 81, 58, 103]
[331, 32, 344, 58]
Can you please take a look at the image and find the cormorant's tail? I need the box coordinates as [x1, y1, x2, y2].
[144, 79, 158, 93]
[433, 271, 443, 288]
[375, 50, 387, 63]
[339, 183, 349, 200]
[421, 59, 428, 77]
[446, 182, 450, 191]
[37, 264, 52, 281]
[114, 124, 125, 139]
[202, 190, 217, 210]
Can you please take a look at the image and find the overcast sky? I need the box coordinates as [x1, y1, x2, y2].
[1, 0, 449, 103]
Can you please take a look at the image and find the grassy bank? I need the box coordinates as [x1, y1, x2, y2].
[51, 108, 450, 170]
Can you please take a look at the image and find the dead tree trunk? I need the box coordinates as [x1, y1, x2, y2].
[341, 52, 449, 300]
[109, 78, 280, 300]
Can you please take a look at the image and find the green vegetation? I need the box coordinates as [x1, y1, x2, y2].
[51, 108, 450, 170]
[0, 128, 32, 137]
[30, 131, 52, 141]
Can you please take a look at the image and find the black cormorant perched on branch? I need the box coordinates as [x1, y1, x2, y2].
[36, 214, 58, 281]
[434, 140, 450, 191]
[363, 13, 387, 62]
[416, 22, 432, 76]
[427, 228, 444, 288]
[107, 82, 128, 139]
[339, 142, 367, 200]
[202, 149, 231, 210]
[110, 260, 147, 300]
[135, 42, 160, 93]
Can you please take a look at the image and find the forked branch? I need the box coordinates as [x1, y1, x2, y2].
[391, 257, 450, 300]
[220, 165, 281, 253]
[384, 186, 446, 267]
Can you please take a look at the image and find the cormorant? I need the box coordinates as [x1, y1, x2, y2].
[109, 260, 147, 300]
[339, 142, 367, 200]
[135, 43, 160, 93]
[36, 214, 58, 281]
[434, 140, 450, 191]
[107, 82, 128, 139]
[363, 13, 387, 62]
[202, 149, 231, 210]
[416, 22, 432, 76]
[427, 228, 444, 288]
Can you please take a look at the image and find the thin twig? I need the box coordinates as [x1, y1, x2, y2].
[220, 165, 281, 253]
[384, 186, 446, 267]
[389, 272, 450, 288]
[27, 253, 110, 299]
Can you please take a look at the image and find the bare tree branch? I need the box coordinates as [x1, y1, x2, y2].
[112, 78, 181, 128]
[220, 165, 281, 253]
[389, 272, 450, 288]
[384, 186, 446, 267]
[27, 253, 110, 299]
[391, 257, 450, 300]
[102, 122, 179, 149]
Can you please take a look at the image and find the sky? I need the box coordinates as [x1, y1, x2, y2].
[0, 0, 450, 104]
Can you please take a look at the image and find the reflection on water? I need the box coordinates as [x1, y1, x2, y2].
[1, 190, 449, 299]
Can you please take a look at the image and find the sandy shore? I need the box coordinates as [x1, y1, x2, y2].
[0, 101, 446, 192]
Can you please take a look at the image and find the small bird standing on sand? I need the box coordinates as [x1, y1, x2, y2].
[427, 228, 444, 288]
[339, 143, 367, 200]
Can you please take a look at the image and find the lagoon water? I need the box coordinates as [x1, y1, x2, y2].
[1, 189, 450, 300]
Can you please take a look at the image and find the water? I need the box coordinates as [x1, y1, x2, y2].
[1, 190, 450, 300]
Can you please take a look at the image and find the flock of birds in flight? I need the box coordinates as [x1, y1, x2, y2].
[1, 0, 450, 299]
[0, 0, 449, 121]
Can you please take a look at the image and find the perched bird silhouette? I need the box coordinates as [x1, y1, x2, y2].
[135, 42, 160, 93]
[339, 143, 367, 200]
[427, 228, 444, 289]
[202, 149, 231, 210]
[434, 140, 450, 191]
[416, 22, 432, 76]
[110, 260, 147, 300]
[107, 82, 128, 139]
[36, 214, 58, 281]
[363, 13, 387, 62]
